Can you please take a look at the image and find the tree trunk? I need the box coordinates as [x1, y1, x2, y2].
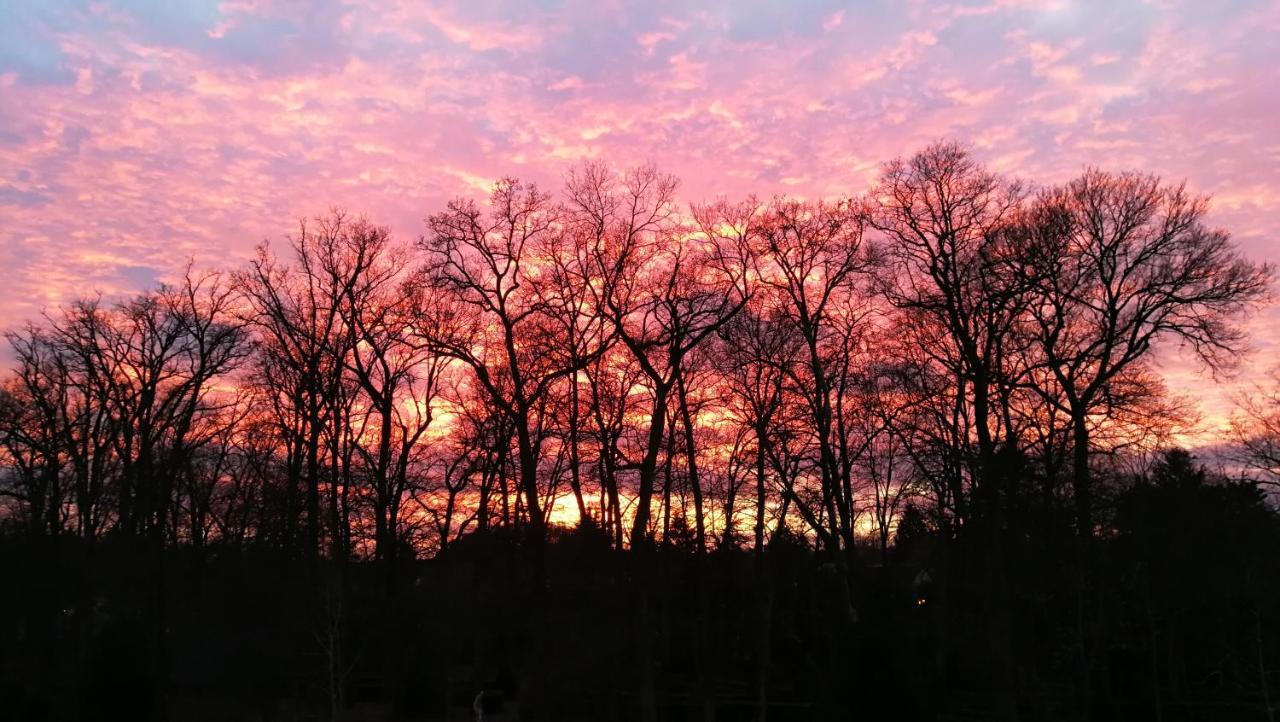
[631, 383, 669, 549]
[676, 370, 706, 552]
[1071, 410, 1093, 540]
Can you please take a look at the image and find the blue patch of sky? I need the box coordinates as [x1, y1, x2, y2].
[0, 185, 52, 207]
[715, 0, 851, 41]
[0, 2, 78, 85]
[117, 264, 160, 289]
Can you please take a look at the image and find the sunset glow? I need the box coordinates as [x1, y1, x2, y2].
[2, 1, 1278, 440]
[6, 4, 1280, 720]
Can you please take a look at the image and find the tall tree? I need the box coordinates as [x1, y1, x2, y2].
[749, 197, 875, 555]
[238, 213, 366, 560]
[1022, 170, 1272, 538]
[568, 163, 750, 549]
[336, 220, 442, 572]
[419, 179, 610, 546]
[868, 141, 1029, 721]
[0, 327, 72, 535]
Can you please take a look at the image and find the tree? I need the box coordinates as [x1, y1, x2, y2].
[569, 164, 750, 550]
[59, 272, 248, 544]
[336, 220, 443, 573]
[868, 141, 1029, 721]
[1231, 367, 1280, 492]
[238, 213, 365, 560]
[0, 327, 72, 535]
[1022, 170, 1272, 539]
[418, 179, 604, 544]
[748, 196, 876, 556]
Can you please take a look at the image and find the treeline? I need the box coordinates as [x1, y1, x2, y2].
[2, 142, 1278, 721]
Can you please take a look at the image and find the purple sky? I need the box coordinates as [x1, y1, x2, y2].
[1, 0, 1277, 436]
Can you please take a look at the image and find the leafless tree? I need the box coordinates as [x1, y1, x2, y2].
[1231, 367, 1280, 491]
[1022, 170, 1272, 537]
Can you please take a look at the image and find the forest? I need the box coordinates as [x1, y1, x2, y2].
[2, 141, 1279, 721]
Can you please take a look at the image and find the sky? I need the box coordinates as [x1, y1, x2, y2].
[1, 0, 1278, 437]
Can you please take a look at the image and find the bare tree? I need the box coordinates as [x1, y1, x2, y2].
[417, 179, 603, 543]
[1231, 367, 1280, 491]
[238, 213, 365, 560]
[1022, 170, 1272, 538]
[335, 220, 443, 573]
[868, 141, 1028, 722]
[0, 327, 72, 535]
[567, 163, 749, 550]
[748, 197, 875, 555]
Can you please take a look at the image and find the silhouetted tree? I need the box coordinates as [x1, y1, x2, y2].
[1, 142, 1275, 722]
[1023, 171, 1271, 540]
[868, 141, 1030, 721]
[1232, 367, 1280, 492]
